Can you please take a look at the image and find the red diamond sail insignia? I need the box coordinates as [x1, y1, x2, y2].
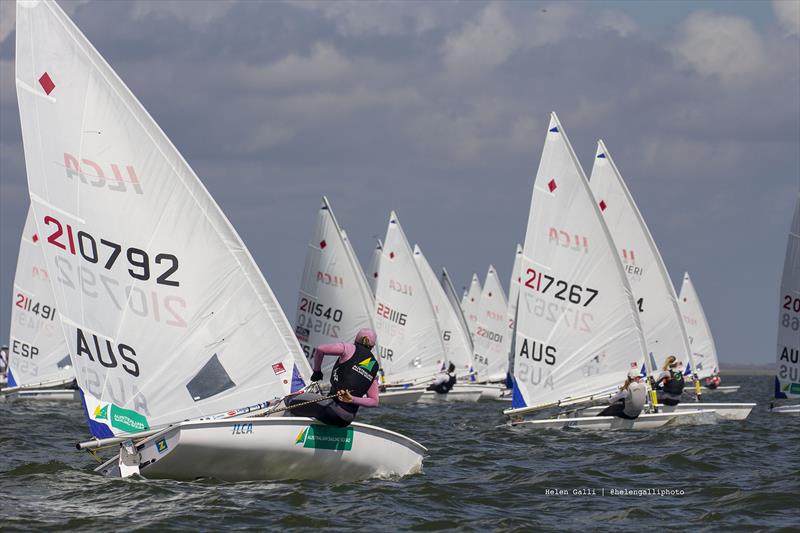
[599, 200, 607, 211]
[389, 252, 395, 259]
[319, 240, 327, 249]
[547, 179, 557, 192]
[39, 72, 55, 95]
[32, 233, 39, 243]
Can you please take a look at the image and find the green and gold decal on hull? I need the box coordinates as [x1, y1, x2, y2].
[295, 425, 354, 451]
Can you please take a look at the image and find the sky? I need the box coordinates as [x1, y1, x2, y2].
[0, 0, 798, 368]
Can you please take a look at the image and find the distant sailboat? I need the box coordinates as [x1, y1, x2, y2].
[588, 141, 752, 420]
[678, 273, 739, 395]
[17, 0, 424, 480]
[367, 239, 383, 295]
[294, 198, 376, 380]
[374, 212, 445, 385]
[472, 265, 509, 383]
[413, 246, 473, 377]
[772, 194, 800, 415]
[461, 274, 482, 343]
[504, 114, 710, 429]
[1, 207, 78, 401]
[504, 244, 523, 385]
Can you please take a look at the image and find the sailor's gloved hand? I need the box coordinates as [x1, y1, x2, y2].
[310, 370, 324, 382]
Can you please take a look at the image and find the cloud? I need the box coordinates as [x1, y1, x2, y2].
[131, 0, 236, 29]
[671, 11, 767, 83]
[598, 11, 639, 38]
[287, 0, 442, 36]
[235, 43, 353, 90]
[441, 2, 518, 78]
[774, 0, 800, 36]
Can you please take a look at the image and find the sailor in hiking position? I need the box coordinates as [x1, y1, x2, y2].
[286, 328, 380, 427]
[654, 355, 685, 406]
[427, 363, 457, 394]
[596, 369, 647, 419]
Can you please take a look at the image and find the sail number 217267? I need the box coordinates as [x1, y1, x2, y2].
[524, 268, 598, 307]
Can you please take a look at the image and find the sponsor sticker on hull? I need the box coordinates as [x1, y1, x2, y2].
[295, 425, 353, 451]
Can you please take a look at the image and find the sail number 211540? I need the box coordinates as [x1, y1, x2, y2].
[43, 215, 179, 287]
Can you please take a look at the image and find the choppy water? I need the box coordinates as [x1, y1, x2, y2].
[1, 375, 798, 531]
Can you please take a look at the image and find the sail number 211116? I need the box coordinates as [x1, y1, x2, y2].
[524, 268, 598, 307]
[43, 215, 179, 287]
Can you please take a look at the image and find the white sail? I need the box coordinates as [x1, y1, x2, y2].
[367, 239, 383, 295]
[776, 194, 800, 400]
[588, 140, 694, 376]
[441, 267, 475, 354]
[7, 206, 73, 389]
[504, 244, 524, 379]
[15, 0, 310, 438]
[294, 198, 376, 380]
[461, 273, 482, 342]
[473, 265, 509, 382]
[512, 114, 646, 409]
[413, 245, 473, 376]
[374, 212, 445, 383]
[678, 272, 720, 380]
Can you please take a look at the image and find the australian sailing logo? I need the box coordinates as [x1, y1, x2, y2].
[93, 402, 149, 433]
[352, 357, 376, 380]
[295, 425, 353, 451]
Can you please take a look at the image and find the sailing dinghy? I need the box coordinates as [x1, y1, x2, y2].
[678, 272, 739, 394]
[588, 141, 753, 420]
[1, 207, 78, 401]
[374, 213, 481, 402]
[503, 114, 711, 430]
[771, 194, 800, 415]
[461, 274, 482, 343]
[16, 0, 424, 480]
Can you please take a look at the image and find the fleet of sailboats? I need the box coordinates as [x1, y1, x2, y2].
[1, 0, 794, 487]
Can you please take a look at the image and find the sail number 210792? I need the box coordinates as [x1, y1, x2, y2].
[43, 215, 179, 287]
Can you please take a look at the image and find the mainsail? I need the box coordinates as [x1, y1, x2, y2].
[413, 245, 473, 376]
[461, 274, 482, 342]
[15, 0, 310, 438]
[512, 114, 646, 409]
[472, 265, 509, 382]
[678, 272, 720, 380]
[367, 239, 383, 295]
[776, 194, 800, 400]
[374, 213, 445, 383]
[7, 206, 73, 389]
[588, 140, 694, 377]
[504, 244, 523, 380]
[294, 198, 375, 379]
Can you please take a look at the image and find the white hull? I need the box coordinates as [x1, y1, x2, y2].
[770, 404, 800, 415]
[509, 409, 715, 430]
[659, 402, 754, 421]
[95, 417, 426, 482]
[686, 385, 740, 395]
[455, 383, 511, 400]
[418, 388, 483, 403]
[379, 389, 424, 405]
[1, 389, 80, 402]
[579, 402, 754, 421]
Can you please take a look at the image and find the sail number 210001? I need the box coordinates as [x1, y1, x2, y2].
[524, 268, 598, 307]
[43, 215, 179, 287]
